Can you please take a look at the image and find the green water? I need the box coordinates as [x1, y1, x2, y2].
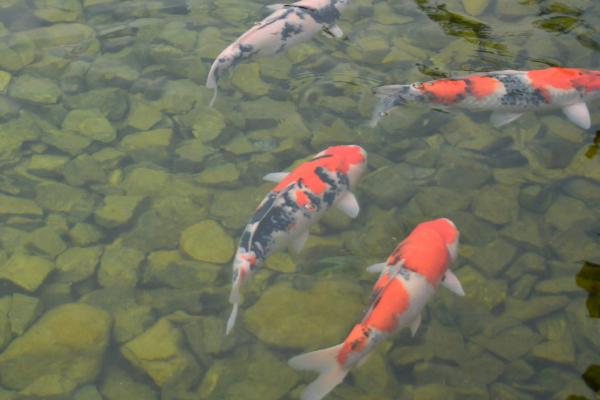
[0, 0, 599, 399]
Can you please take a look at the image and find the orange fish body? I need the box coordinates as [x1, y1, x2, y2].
[288, 218, 464, 400]
[226, 145, 367, 335]
[373, 67, 600, 129]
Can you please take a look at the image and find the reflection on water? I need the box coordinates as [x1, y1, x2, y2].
[0, 0, 598, 399]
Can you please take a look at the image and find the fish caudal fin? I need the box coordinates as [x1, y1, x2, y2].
[225, 276, 242, 335]
[225, 302, 239, 335]
[289, 344, 348, 400]
[369, 85, 407, 127]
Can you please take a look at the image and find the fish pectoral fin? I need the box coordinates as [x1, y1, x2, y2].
[289, 229, 309, 254]
[490, 111, 523, 128]
[562, 102, 591, 129]
[335, 192, 360, 218]
[324, 24, 344, 39]
[409, 313, 422, 337]
[366, 263, 386, 273]
[263, 172, 289, 183]
[441, 269, 465, 296]
[265, 3, 287, 11]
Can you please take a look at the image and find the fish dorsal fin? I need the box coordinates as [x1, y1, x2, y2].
[289, 229, 309, 254]
[441, 270, 465, 296]
[263, 172, 289, 183]
[490, 111, 523, 128]
[366, 263, 386, 273]
[409, 313, 422, 336]
[335, 192, 360, 218]
[562, 102, 591, 129]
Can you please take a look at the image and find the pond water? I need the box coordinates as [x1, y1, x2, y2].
[0, 0, 599, 399]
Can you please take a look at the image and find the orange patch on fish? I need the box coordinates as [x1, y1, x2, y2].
[337, 324, 369, 365]
[363, 277, 410, 332]
[295, 188, 310, 206]
[467, 76, 501, 99]
[528, 67, 580, 90]
[572, 70, 600, 93]
[420, 80, 468, 104]
[273, 146, 365, 195]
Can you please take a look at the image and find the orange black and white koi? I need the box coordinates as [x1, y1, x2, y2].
[226, 145, 367, 335]
[206, 0, 349, 106]
[288, 218, 465, 400]
[371, 67, 600, 129]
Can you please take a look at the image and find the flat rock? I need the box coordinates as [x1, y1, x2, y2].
[121, 318, 200, 388]
[55, 246, 103, 283]
[0, 253, 54, 292]
[0, 194, 43, 217]
[94, 195, 144, 228]
[63, 108, 116, 143]
[244, 279, 364, 349]
[9, 74, 60, 104]
[0, 303, 111, 395]
[98, 246, 144, 288]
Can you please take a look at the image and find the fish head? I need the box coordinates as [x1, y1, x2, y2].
[572, 69, 600, 96]
[316, 145, 367, 188]
[400, 218, 460, 286]
[332, 0, 349, 12]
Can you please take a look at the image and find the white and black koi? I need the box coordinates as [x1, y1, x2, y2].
[206, 0, 349, 106]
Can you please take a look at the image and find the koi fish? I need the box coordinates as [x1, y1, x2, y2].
[226, 145, 367, 335]
[288, 218, 465, 400]
[371, 67, 600, 129]
[206, 0, 349, 106]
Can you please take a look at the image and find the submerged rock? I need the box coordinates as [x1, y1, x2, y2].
[0, 194, 43, 217]
[0, 253, 54, 292]
[55, 246, 103, 283]
[244, 279, 364, 349]
[9, 74, 60, 104]
[143, 250, 220, 289]
[0, 303, 111, 395]
[63, 108, 116, 143]
[100, 363, 158, 400]
[94, 195, 144, 228]
[121, 318, 200, 388]
[179, 220, 234, 264]
[98, 246, 145, 288]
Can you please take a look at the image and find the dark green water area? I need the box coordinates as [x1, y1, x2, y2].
[0, 0, 599, 399]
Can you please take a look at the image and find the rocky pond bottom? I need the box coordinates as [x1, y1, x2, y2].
[0, 0, 599, 399]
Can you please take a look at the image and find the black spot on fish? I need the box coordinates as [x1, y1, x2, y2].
[493, 73, 548, 107]
[281, 22, 303, 41]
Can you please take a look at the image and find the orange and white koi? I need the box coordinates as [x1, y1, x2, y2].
[206, 0, 349, 106]
[371, 67, 600, 129]
[288, 218, 464, 400]
[226, 145, 367, 335]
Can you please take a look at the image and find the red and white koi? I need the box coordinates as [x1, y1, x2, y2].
[371, 67, 600, 129]
[226, 145, 367, 335]
[288, 218, 464, 400]
[206, 0, 349, 106]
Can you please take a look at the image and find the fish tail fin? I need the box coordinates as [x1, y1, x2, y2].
[225, 275, 243, 335]
[369, 84, 410, 127]
[289, 343, 348, 400]
[225, 302, 239, 335]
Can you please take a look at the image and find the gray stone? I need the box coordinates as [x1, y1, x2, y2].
[472, 184, 519, 225]
[179, 220, 234, 264]
[25, 226, 67, 257]
[142, 250, 220, 289]
[8, 293, 42, 335]
[68, 223, 104, 246]
[0, 194, 43, 217]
